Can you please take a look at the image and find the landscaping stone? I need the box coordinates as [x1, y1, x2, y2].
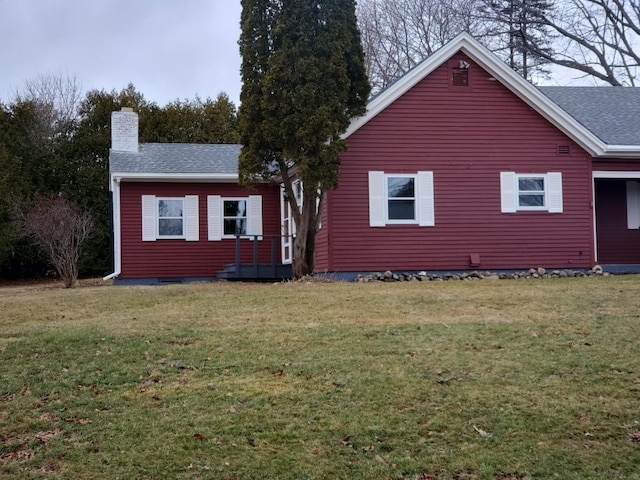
[353, 267, 614, 283]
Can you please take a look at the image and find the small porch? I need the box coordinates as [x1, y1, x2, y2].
[594, 174, 640, 267]
[216, 235, 293, 281]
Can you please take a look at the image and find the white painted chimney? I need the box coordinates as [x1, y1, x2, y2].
[111, 107, 139, 153]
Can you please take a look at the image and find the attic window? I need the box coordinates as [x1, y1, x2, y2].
[557, 145, 571, 155]
[452, 60, 469, 86]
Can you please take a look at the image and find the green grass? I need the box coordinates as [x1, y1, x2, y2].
[1, 277, 640, 479]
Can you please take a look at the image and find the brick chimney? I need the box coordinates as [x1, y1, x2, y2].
[111, 107, 139, 153]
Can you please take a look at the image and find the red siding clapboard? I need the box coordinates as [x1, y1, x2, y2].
[119, 182, 281, 279]
[317, 52, 595, 272]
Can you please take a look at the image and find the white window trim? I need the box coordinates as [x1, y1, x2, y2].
[386, 174, 419, 224]
[221, 197, 249, 239]
[369, 171, 435, 227]
[500, 172, 563, 213]
[208, 195, 263, 241]
[142, 195, 199, 241]
[516, 174, 547, 212]
[157, 197, 186, 239]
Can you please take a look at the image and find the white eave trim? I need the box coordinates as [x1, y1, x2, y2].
[110, 172, 239, 187]
[593, 171, 640, 179]
[342, 32, 640, 158]
[599, 145, 640, 158]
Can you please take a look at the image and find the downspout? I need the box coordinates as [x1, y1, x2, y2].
[103, 175, 121, 281]
[591, 174, 598, 265]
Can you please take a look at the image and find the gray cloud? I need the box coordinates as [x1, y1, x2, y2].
[0, 0, 242, 106]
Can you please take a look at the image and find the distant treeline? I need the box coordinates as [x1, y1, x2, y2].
[0, 78, 239, 280]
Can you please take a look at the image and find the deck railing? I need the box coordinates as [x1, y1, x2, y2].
[231, 234, 294, 279]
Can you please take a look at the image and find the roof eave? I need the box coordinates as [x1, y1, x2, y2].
[598, 145, 640, 158]
[110, 172, 239, 184]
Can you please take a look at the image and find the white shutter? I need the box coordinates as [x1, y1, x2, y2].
[627, 181, 640, 229]
[500, 172, 517, 213]
[546, 172, 563, 213]
[141, 195, 157, 241]
[207, 195, 222, 241]
[247, 195, 263, 239]
[184, 195, 199, 241]
[369, 171, 386, 227]
[417, 171, 435, 226]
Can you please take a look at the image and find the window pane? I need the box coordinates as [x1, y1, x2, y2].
[518, 178, 544, 192]
[388, 177, 415, 198]
[158, 199, 183, 217]
[223, 200, 247, 218]
[388, 199, 415, 220]
[519, 194, 544, 207]
[224, 218, 247, 236]
[158, 218, 183, 236]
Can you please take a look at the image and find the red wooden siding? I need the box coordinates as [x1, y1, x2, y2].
[592, 159, 640, 172]
[119, 182, 281, 279]
[594, 179, 640, 263]
[316, 52, 596, 272]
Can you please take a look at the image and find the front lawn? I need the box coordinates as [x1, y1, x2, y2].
[1, 277, 639, 479]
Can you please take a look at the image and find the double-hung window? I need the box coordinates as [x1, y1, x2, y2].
[141, 195, 199, 241]
[223, 199, 248, 236]
[517, 176, 546, 209]
[157, 198, 185, 237]
[387, 176, 416, 221]
[369, 171, 434, 227]
[207, 195, 263, 241]
[500, 172, 563, 213]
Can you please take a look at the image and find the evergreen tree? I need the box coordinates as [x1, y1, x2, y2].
[238, 0, 370, 278]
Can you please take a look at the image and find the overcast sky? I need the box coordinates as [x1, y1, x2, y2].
[0, 0, 243, 107]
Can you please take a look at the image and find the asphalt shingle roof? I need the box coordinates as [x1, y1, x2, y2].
[539, 86, 640, 146]
[110, 87, 640, 177]
[109, 143, 241, 175]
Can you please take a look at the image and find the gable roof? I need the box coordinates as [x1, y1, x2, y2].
[539, 87, 640, 146]
[344, 32, 640, 158]
[110, 143, 240, 179]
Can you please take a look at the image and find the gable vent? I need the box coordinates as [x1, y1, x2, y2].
[452, 68, 469, 86]
[557, 145, 571, 155]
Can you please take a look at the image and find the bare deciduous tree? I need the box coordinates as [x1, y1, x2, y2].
[14, 72, 83, 142]
[358, 0, 639, 88]
[532, 0, 640, 86]
[13, 196, 93, 288]
[357, 0, 488, 92]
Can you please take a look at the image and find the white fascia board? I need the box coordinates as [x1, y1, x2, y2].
[593, 171, 640, 179]
[342, 32, 619, 158]
[600, 145, 640, 158]
[111, 172, 239, 183]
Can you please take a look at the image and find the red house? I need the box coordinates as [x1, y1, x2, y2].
[106, 34, 640, 284]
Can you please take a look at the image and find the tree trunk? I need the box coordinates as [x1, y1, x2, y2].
[291, 188, 319, 279]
